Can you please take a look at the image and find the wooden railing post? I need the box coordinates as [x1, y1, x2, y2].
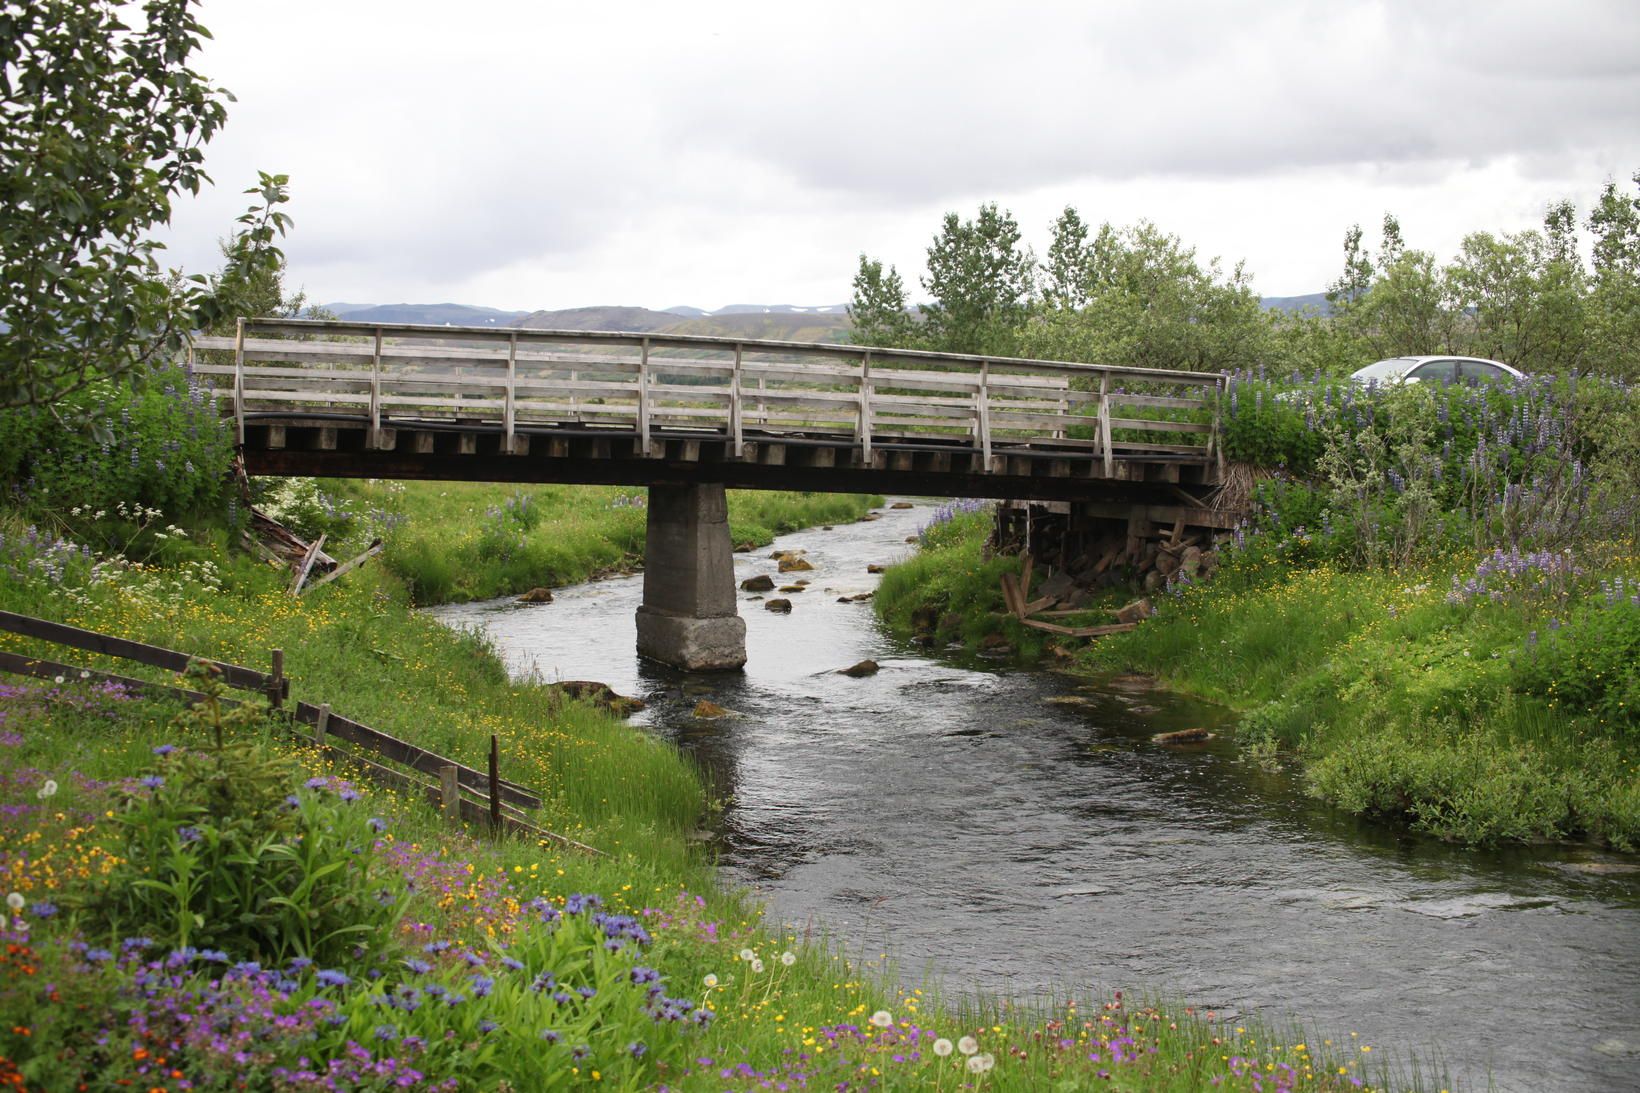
[638, 336, 652, 455]
[313, 702, 331, 746]
[977, 359, 993, 471]
[233, 317, 246, 446]
[504, 331, 518, 454]
[268, 649, 284, 711]
[858, 349, 874, 465]
[440, 764, 461, 826]
[369, 327, 383, 447]
[488, 734, 502, 834]
[730, 343, 745, 457]
[1212, 376, 1226, 477]
[1099, 372, 1114, 478]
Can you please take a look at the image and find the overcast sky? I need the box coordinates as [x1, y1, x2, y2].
[155, 0, 1640, 311]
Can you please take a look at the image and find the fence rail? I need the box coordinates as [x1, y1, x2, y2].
[0, 611, 599, 852]
[189, 319, 1226, 476]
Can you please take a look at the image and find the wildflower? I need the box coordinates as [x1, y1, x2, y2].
[36, 779, 58, 799]
[967, 1053, 995, 1074]
[703, 973, 719, 988]
[316, 968, 352, 987]
[152, 745, 175, 756]
[540, 1029, 561, 1043]
[628, 1041, 646, 1059]
[367, 817, 387, 833]
[176, 826, 202, 844]
[5, 893, 22, 913]
[738, 947, 755, 961]
[139, 775, 164, 789]
[780, 951, 796, 966]
[870, 1010, 893, 1029]
[958, 1035, 979, 1055]
[750, 958, 764, 973]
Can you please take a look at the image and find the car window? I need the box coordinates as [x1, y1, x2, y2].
[1352, 357, 1419, 382]
[1406, 361, 1454, 382]
[1458, 360, 1508, 383]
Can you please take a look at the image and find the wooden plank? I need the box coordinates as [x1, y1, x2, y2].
[0, 611, 283, 698]
[300, 539, 385, 594]
[1019, 618, 1139, 638]
[288, 533, 327, 595]
[288, 701, 541, 809]
[1108, 417, 1213, 434]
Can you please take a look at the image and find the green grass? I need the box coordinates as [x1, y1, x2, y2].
[319, 480, 882, 604]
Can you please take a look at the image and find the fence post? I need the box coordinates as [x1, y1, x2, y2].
[730, 343, 744, 458]
[268, 649, 284, 711]
[1099, 373, 1114, 478]
[440, 765, 461, 826]
[489, 734, 502, 834]
[638, 336, 652, 455]
[233, 317, 247, 446]
[859, 349, 874, 465]
[314, 702, 331, 746]
[505, 331, 518, 454]
[369, 327, 383, 447]
[977, 359, 993, 471]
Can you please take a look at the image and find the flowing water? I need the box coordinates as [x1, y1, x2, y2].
[430, 501, 1640, 1093]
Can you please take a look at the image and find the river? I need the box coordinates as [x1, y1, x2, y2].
[429, 500, 1640, 1093]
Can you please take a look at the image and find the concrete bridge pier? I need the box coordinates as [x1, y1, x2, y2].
[635, 483, 747, 670]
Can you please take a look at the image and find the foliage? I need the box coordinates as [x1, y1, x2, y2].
[80, 665, 409, 966]
[0, 361, 234, 517]
[918, 203, 1035, 356]
[0, 3, 292, 408]
[1515, 580, 1640, 734]
[845, 254, 916, 348]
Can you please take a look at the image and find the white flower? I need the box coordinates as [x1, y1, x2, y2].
[957, 1036, 979, 1056]
[967, 1053, 994, 1074]
[780, 951, 796, 967]
[70, 506, 82, 516]
[750, 958, 765, 973]
[703, 973, 719, 988]
[933, 1038, 954, 1057]
[869, 1010, 893, 1029]
[738, 948, 755, 962]
[4, 893, 21, 913]
[37, 779, 58, 800]
[53, 675, 64, 684]
[78, 671, 89, 679]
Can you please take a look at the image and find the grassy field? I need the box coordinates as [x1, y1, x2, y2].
[0, 502, 1424, 1091]
[288, 480, 883, 604]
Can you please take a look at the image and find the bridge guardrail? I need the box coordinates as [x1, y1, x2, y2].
[188, 318, 1226, 475]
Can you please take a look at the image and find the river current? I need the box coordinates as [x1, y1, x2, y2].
[430, 501, 1640, 1093]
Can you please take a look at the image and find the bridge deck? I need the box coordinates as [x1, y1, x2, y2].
[192, 319, 1226, 503]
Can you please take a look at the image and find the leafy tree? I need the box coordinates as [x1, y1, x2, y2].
[1585, 172, 1640, 379]
[845, 254, 916, 348]
[0, 0, 288, 407]
[919, 203, 1036, 356]
[1448, 225, 1586, 372]
[1043, 206, 1093, 310]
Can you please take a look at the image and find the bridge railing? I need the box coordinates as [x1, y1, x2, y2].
[189, 319, 1226, 473]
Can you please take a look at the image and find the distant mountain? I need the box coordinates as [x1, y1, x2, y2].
[321, 302, 532, 326]
[1259, 293, 1331, 315]
[711, 303, 848, 316]
[514, 305, 850, 343]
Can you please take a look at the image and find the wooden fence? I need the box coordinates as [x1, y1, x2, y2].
[187, 319, 1226, 476]
[0, 610, 599, 854]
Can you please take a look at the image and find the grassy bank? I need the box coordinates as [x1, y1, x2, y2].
[875, 507, 1640, 849]
[0, 505, 1421, 1091]
[274, 479, 883, 604]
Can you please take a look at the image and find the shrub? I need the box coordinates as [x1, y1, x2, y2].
[0, 364, 232, 517]
[80, 665, 408, 967]
[1515, 586, 1640, 735]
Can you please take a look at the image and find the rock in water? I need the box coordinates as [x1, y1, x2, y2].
[740, 574, 776, 592]
[692, 699, 729, 718]
[839, 659, 880, 677]
[765, 598, 793, 613]
[866, 564, 887, 574]
[1115, 597, 1154, 624]
[1152, 728, 1214, 745]
[517, 586, 555, 604]
[778, 557, 815, 572]
[547, 681, 645, 717]
[779, 584, 806, 593]
[890, 501, 914, 509]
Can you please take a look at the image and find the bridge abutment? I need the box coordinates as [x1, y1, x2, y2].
[635, 483, 747, 670]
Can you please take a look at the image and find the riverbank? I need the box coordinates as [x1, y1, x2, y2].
[873, 508, 1640, 849]
[0, 497, 1413, 1091]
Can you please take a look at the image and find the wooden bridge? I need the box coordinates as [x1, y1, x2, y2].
[189, 318, 1232, 670]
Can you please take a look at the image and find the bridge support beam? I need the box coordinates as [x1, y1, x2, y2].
[635, 483, 746, 670]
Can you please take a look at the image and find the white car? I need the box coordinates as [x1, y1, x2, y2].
[1349, 356, 1524, 385]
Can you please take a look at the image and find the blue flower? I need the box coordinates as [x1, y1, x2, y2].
[139, 775, 164, 789]
[367, 817, 387, 833]
[628, 1041, 647, 1059]
[479, 1020, 498, 1034]
[470, 975, 494, 998]
[83, 948, 113, 964]
[539, 1029, 560, 1043]
[405, 959, 432, 975]
[151, 745, 175, 756]
[375, 1025, 397, 1041]
[177, 826, 202, 844]
[316, 968, 351, 987]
